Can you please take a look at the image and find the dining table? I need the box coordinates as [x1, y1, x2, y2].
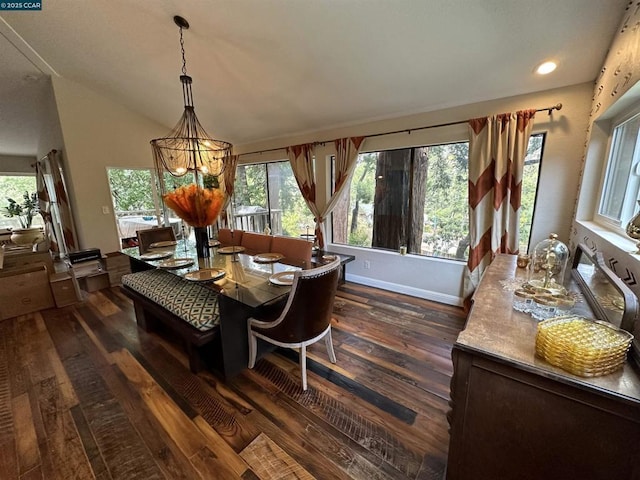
[121, 240, 307, 378]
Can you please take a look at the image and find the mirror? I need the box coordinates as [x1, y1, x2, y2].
[570, 244, 639, 364]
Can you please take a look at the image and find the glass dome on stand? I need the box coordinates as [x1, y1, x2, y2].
[527, 233, 569, 295]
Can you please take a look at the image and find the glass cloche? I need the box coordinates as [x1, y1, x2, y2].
[527, 233, 569, 294]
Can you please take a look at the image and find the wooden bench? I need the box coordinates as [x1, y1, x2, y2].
[120, 269, 221, 373]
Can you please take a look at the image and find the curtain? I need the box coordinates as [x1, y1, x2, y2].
[222, 154, 239, 209]
[36, 149, 78, 255]
[288, 143, 319, 239]
[464, 110, 536, 298]
[326, 136, 365, 213]
[287, 138, 364, 248]
[219, 153, 239, 229]
[35, 160, 54, 249]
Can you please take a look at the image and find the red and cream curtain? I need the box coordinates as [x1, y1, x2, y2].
[288, 137, 364, 248]
[464, 110, 536, 297]
[35, 149, 78, 255]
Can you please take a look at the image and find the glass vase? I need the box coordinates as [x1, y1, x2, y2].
[625, 200, 640, 254]
[194, 226, 210, 258]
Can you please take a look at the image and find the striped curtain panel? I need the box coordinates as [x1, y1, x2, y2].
[36, 150, 78, 255]
[464, 110, 536, 298]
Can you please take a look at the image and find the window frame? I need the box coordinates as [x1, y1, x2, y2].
[330, 133, 545, 261]
[594, 102, 640, 235]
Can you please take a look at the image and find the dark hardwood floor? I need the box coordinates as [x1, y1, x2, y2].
[0, 282, 466, 479]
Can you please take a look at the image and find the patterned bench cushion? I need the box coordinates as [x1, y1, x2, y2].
[122, 269, 220, 332]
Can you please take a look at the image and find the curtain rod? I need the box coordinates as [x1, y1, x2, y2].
[238, 103, 562, 157]
[38, 149, 57, 162]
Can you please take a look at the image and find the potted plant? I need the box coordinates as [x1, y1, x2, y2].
[2, 191, 44, 245]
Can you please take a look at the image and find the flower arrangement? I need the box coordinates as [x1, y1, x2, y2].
[163, 184, 225, 227]
[2, 191, 40, 229]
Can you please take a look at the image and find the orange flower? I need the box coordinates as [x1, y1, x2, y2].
[163, 185, 226, 227]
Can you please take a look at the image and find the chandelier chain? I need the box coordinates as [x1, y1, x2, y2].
[179, 26, 187, 76]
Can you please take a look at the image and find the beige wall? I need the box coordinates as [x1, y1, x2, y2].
[52, 76, 167, 254]
[0, 154, 34, 173]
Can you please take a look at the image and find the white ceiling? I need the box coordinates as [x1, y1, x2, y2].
[0, 0, 627, 157]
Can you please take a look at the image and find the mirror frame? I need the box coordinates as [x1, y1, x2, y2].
[571, 243, 639, 365]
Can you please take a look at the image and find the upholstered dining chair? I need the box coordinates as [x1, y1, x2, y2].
[218, 228, 244, 247]
[137, 227, 176, 254]
[240, 231, 272, 254]
[247, 258, 341, 390]
[270, 235, 313, 266]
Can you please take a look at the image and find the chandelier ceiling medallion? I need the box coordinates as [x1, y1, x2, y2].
[151, 15, 232, 181]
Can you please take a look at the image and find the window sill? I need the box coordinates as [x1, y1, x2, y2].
[576, 220, 640, 266]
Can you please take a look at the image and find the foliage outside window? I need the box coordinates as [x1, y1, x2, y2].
[0, 175, 43, 230]
[597, 111, 640, 231]
[107, 168, 198, 245]
[331, 134, 544, 260]
[233, 161, 314, 237]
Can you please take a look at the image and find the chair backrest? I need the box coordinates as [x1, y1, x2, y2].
[137, 227, 176, 254]
[270, 235, 313, 266]
[261, 258, 341, 343]
[218, 228, 243, 246]
[241, 232, 272, 254]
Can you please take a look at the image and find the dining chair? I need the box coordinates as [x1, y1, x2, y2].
[137, 226, 176, 254]
[270, 235, 313, 266]
[218, 228, 244, 247]
[240, 231, 272, 254]
[247, 258, 341, 390]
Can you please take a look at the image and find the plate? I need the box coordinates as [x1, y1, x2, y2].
[208, 239, 221, 247]
[139, 251, 173, 261]
[184, 268, 226, 282]
[254, 252, 284, 263]
[150, 240, 178, 248]
[269, 271, 296, 286]
[157, 258, 194, 269]
[217, 246, 246, 254]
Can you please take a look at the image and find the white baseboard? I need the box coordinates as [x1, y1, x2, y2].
[345, 273, 463, 307]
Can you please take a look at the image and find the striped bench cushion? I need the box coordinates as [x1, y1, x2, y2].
[121, 269, 220, 332]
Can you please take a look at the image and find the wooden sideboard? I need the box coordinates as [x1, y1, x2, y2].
[446, 254, 640, 480]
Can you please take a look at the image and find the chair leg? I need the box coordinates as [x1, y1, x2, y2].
[248, 331, 257, 368]
[325, 328, 337, 363]
[300, 345, 307, 391]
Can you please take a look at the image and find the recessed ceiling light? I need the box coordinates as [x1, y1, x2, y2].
[536, 61, 557, 75]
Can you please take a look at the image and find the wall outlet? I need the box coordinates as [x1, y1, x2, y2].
[102, 206, 110, 214]
[364, 260, 371, 269]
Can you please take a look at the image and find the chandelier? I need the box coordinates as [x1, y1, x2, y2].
[151, 16, 232, 181]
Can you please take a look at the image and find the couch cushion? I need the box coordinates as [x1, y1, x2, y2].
[122, 269, 220, 331]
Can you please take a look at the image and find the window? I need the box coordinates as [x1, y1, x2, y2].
[331, 134, 544, 260]
[0, 175, 44, 230]
[106, 168, 193, 246]
[597, 110, 640, 230]
[233, 161, 313, 236]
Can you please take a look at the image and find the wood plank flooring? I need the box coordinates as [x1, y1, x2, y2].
[0, 282, 466, 480]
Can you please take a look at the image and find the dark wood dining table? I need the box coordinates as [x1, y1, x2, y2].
[121, 241, 306, 378]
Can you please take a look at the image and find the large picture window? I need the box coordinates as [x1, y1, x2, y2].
[233, 161, 314, 237]
[331, 134, 544, 260]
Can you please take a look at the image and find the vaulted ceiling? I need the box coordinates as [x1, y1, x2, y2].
[0, 0, 627, 157]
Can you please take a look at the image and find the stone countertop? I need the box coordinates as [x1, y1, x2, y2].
[457, 254, 640, 404]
